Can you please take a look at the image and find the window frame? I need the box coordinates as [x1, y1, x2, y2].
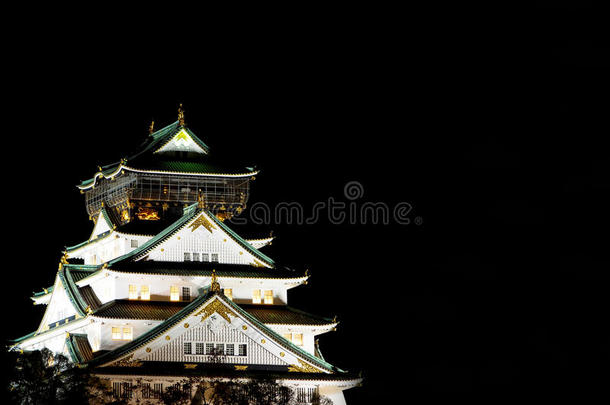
[170, 285, 180, 301]
[252, 289, 262, 304]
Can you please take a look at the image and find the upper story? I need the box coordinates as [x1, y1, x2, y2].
[66, 204, 274, 267]
[44, 203, 299, 307]
[77, 109, 257, 226]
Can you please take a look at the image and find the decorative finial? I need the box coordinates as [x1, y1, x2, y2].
[59, 252, 68, 270]
[178, 104, 185, 127]
[149, 120, 155, 135]
[211, 269, 220, 293]
[197, 189, 206, 209]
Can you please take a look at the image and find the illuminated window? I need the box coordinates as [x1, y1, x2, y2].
[122, 327, 133, 341]
[252, 289, 261, 304]
[184, 342, 192, 354]
[170, 286, 180, 301]
[292, 333, 303, 346]
[205, 343, 215, 355]
[182, 287, 191, 301]
[264, 290, 273, 305]
[128, 285, 138, 300]
[282, 333, 303, 346]
[111, 327, 122, 340]
[224, 288, 233, 301]
[140, 285, 150, 300]
[184, 252, 191, 261]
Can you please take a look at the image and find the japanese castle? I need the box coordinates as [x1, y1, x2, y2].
[11, 107, 361, 404]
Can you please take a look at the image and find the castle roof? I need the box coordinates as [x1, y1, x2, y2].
[91, 362, 362, 383]
[78, 120, 257, 190]
[88, 290, 342, 374]
[91, 299, 334, 327]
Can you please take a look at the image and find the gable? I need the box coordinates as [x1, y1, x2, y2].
[98, 294, 331, 373]
[37, 276, 81, 334]
[153, 128, 208, 155]
[90, 209, 114, 240]
[142, 210, 274, 268]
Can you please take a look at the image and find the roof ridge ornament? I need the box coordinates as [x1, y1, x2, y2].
[58, 252, 69, 270]
[210, 269, 221, 293]
[178, 103, 185, 127]
[149, 120, 155, 135]
[197, 189, 206, 209]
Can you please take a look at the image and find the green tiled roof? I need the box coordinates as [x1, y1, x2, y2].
[78, 121, 255, 188]
[88, 291, 216, 367]
[59, 268, 89, 317]
[9, 331, 36, 344]
[221, 295, 341, 373]
[108, 260, 302, 280]
[108, 205, 200, 265]
[32, 285, 54, 298]
[93, 300, 188, 320]
[79, 286, 102, 311]
[88, 292, 342, 374]
[91, 362, 361, 382]
[240, 305, 335, 326]
[208, 211, 274, 267]
[107, 204, 275, 270]
[92, 300, 332, 327]
[66, 333, 94, 363]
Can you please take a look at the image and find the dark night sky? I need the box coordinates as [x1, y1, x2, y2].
[2, 4, 609, 404]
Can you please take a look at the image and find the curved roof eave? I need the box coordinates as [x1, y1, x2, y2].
[77, 165, 258, 191]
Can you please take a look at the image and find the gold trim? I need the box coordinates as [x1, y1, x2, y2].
[111, 354, 143, 368]
[189, 214, 216, 233]
[210, 269, 221, 293]
[288, 359, 321, 373]
[194, 298, 235, 323]
[178, 103, 185, 126]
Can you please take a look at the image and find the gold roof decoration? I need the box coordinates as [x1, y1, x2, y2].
[210, 269, 221, 293]
[178, 103, 185, 127]
[149, 120, 155, 135]
[197, 189, 206, 209]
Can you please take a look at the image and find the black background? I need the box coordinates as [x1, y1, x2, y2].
[2, 4, 609, 404]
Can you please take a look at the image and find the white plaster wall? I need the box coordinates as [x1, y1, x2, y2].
[94, 273, 289, 305]
[96, 319, 163, 351]
[147, 214, 265, 267]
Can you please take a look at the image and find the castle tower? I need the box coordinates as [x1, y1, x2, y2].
[11, 109, 361, 404]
